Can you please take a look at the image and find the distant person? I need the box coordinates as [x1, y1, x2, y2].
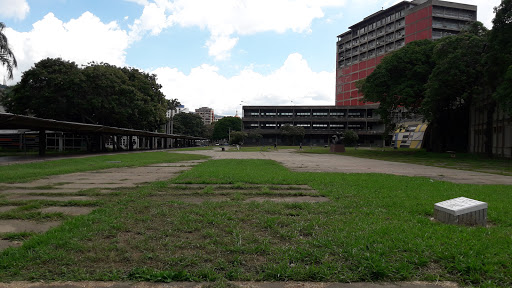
[274, 143, 277, 150]
[299, 143, 303, 150]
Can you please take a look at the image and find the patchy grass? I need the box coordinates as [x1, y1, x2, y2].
[0, 151, 208, 183]
[0, 159, 511, 287]
[301, 147, 512, 176]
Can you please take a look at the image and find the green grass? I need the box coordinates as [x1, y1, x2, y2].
[0, 151, 208, 183]
[301, 147, 512, 176]
[1, 159, 511, 287]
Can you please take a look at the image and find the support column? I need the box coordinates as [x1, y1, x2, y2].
[39, 130, 46, 156]
[129, 136, 134, 151]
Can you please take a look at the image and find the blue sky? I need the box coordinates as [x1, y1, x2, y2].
[1, 0, 500, 115]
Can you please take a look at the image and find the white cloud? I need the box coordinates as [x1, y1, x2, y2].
[153, 53, 334, 116]
[129, 1, 173, 42]
[0, 0, 30, 20]
[125, 0, 149, 5]
[206, 35, 239, 61]
[3, 12, 129, 84]
[130, 0, 346, 60]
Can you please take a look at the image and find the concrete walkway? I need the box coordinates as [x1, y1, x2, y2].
[174, 149, 512, 185]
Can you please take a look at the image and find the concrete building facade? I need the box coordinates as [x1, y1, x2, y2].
[195, 107, 215, 125]
[335, 0, 477, 106]
[242, 105, 385, 146]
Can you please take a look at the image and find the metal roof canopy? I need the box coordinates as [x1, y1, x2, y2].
[0, 112, 205, 141]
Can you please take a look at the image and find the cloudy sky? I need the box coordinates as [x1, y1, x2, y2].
[0, 0, 501, 116]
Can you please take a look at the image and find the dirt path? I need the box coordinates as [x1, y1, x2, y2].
[174, 149, 512, 185]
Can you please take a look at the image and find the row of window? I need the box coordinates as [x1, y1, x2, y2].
[249, 112, 348, 117]
[247, 123, 370, 129]
[338, 40, 405, 67]
[354, 9, 407, 36]
[246, 112, 374, 117]
[339, 20, 405, 51]
[432, 6, 475, 20]
[339, 29, 405, 56]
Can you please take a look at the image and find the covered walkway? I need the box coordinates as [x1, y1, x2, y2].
[0, 112, 206, 155]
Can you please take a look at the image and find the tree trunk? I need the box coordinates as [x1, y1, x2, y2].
[484, 100, 496, 157]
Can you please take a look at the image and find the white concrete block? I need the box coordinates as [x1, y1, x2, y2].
[434, 197, 487, 226]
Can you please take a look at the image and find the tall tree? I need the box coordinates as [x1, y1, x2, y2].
[172, 112, 206, 137]
[0, 22, 17, 80]
[3, 58, 85, 121]
[280, 124, 305, 145]
[358, 26, 488, 152]
[487, 0, 512, 114]
[358, 40, 436, 134]
[212, 117, 242, 140]
[423, 29, 488, 151]
[2, 58, 167, 131]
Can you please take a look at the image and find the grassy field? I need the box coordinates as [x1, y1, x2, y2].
[0, 159, 511, 287]
[0, 151, 208, 183]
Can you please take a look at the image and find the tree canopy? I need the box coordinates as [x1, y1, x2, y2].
[1, 58, 167, 131]
[280, 124, 305, 145]
[0, 22, 17, 80]
[212, 117, 242, 140]
[172, 112, 206, 137]
[357, 19, 505, 152]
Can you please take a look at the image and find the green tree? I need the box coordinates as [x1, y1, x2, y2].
[247, 129, 263, 145]
[423, 29, 488, 152]
[280, 124, 305, 145]
[167, 98, 181, 111]
[343, 130, 359, 146]
[3, 58, 85, 121]
[487, 0, 512, 114]
[120, 66, 167, 131]
[212, 117, 242, 140]
[358, 27, 488, 152]
[358, 40, 436, 135]
[173, 112, 206, 137]
[1, 59, 167, 131]
[229, 131, 247, 145]
[0, 22, 17, 80]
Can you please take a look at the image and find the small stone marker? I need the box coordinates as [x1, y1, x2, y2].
[434, 197, 487, 226]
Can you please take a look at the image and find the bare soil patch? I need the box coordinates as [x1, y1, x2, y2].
[245, 196, 330, 203]
[0, 206, 17, 213]
[0, 220, 61, 233]
[39, 207, 95, 216]
[6, 195, 95, 201]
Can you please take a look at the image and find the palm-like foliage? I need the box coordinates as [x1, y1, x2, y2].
[0, 22, 17, 80]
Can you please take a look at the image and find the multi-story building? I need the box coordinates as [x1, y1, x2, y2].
[195, 107, 215, 125]
[336, 0, 477, 106]
[242, 105, 385, 146]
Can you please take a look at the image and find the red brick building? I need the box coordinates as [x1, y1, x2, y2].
[335, 0, 477, 106]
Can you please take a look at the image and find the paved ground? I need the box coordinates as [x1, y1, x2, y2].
[3, 148, 509, 287]
[175, 149, 512, 185]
